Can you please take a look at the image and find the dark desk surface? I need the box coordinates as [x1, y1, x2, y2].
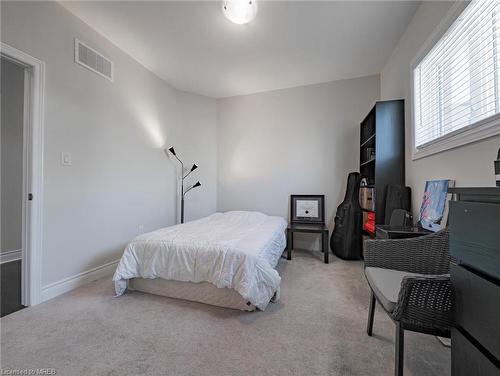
[448, 187, 500, 204]
[376, 225, 431, 239]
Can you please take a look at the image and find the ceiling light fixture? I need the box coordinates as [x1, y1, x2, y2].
[222, 0, 258, 25]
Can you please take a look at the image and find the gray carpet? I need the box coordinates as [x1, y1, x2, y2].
[1, 251, 450, 376]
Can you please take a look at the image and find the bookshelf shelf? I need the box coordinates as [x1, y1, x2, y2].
[360, 133, 376, 148]
[360, 158, 375, 167]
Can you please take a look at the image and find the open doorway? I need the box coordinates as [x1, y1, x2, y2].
[1, 57, 26, 316]
[1, 44, 44, 312]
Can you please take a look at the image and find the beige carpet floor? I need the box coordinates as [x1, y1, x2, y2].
[1, 251, 450, 376]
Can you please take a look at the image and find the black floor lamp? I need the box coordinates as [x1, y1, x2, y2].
[167, 146, 201, 224]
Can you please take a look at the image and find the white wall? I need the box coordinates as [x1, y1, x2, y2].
[381, 1, 500, 217]
[174, 90, 217, 222]
[1, 1, 217, 288]
[217, 75, 380, 249]
[1, 59, 24, 254]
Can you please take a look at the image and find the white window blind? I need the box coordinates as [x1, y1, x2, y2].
[414, 0, 500, 149]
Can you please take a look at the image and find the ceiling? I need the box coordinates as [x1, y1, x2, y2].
[62, 1, 420, 98]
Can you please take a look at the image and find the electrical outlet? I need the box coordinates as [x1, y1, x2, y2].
[138, 225, 144, 234]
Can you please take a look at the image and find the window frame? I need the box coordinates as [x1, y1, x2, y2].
[411, 1, 500, 160]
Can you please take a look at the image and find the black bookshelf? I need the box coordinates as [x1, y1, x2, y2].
[359, 100, 405, 231]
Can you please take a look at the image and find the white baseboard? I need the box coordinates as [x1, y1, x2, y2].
[1, 249, 22, 264]
[41, 259, 119, 302]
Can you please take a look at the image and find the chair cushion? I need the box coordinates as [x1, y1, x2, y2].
[364, 267, 425, 312]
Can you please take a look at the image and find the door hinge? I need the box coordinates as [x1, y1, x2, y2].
[28, 193, 33, 201]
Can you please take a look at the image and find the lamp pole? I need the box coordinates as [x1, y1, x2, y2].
[167, 147, 201, 224]
[181, 193, 185, 224]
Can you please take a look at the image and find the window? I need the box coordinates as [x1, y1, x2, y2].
[413, 0, 500, 157]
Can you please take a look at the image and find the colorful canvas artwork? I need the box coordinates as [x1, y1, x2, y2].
[419, 180, 450, 232]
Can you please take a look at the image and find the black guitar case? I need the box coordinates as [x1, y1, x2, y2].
[330, 172, 363, 260]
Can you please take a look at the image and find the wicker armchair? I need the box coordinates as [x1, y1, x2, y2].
[364, 229, 453, 376]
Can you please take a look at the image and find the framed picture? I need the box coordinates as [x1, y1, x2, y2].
[290, 194, 325, 224]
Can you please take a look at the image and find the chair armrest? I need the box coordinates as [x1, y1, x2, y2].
[391, 275, 453, 335]
[364, 230, 450, 274]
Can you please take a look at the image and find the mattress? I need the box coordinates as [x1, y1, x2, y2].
[129, 278, 257, 311]
[113, 211, 287, 310]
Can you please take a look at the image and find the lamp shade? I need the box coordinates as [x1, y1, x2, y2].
[190, 164, 198, 172]
[168, 146, 176, 156]
[193, 181, 201, 188]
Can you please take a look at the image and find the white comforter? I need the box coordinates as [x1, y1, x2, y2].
[113, 211, 287, 310]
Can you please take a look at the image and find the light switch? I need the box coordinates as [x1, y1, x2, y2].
[61, 152, 72, 166]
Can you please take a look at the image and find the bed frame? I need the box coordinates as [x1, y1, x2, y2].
[128, 278, 262, 311]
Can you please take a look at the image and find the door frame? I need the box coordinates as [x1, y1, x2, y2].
[1, 43, 45, 306]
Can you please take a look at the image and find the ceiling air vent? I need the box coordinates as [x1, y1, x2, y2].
[74, 39, 113, 82]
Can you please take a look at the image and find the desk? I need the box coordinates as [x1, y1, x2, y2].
[448, 187, 500, 375]
[375, 225, 431, 239]
[287, 223, 329, 264]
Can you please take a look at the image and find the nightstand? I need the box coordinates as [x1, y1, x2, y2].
[287, 223, 329, 264]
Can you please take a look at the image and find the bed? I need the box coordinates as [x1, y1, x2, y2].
[113, 211, 287, 311]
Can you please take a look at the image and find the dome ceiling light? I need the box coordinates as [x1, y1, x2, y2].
[222, 0, 258, 25]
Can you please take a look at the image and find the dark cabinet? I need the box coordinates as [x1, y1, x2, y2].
[452, 330, 500, 376]
[449, 188, 500, 376]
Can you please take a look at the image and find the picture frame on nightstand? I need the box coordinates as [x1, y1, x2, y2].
[290, 194, 325, 224]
